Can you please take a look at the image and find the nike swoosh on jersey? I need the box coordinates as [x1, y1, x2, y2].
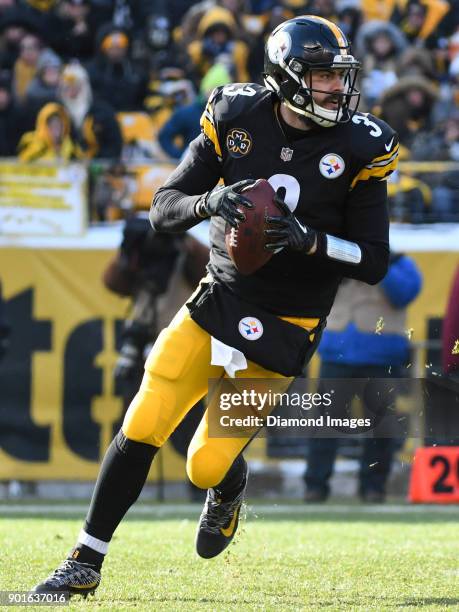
[385, 137, 395, 152]
[220, 507, 240, 537]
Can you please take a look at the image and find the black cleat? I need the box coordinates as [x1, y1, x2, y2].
[196, 478, 247, 559]
[32, 559, 101, 598]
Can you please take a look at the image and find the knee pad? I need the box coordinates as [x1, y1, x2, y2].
[144, 315, 209, 381]
[115, 430, 159, 463]
[122, 374, 174, 446]
[186, 444, 233, 489]
[123, 313, 211, 446]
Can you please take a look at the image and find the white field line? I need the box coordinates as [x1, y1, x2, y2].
[0, 504, 458, 516]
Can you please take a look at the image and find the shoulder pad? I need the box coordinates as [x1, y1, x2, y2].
[200, 83, 270, 158]
[350, 113, 399, 189]
[211, 83, 269, 122]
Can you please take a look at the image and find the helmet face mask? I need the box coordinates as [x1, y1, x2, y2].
[263, 15, 361, 128]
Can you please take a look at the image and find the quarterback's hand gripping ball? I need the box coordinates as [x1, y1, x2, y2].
[200, 179, 255, 227]
[265, 195, 317, 254]
[224, 179, 285, 275]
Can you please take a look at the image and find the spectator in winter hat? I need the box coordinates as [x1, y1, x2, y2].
[85, 23, 147, 111]
[25, 47, 61, 107]
[12, 32, 42, 101]
[59, 62, 122, 159]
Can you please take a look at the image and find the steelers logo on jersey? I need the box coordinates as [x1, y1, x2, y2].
[226, 128, 253, 158]
[238, 317, 263, 341]
[319, 154, 345, 179]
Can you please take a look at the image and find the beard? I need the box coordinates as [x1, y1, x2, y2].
[296, 113, 318, 129]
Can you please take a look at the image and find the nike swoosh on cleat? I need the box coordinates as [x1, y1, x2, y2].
[220, 507, 240, 537]
[385, 137, 394, 152]
[70, 582, 98, 589]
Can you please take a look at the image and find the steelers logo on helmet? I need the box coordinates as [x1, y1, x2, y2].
[226, 128, 253, 158]
[263, 15, 361, 128]
[267, 30, 292, 65]
[238, 317, 264, 341]
[319, 154, 345, 179]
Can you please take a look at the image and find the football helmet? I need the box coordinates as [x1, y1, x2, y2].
[264, 15, 360, 127]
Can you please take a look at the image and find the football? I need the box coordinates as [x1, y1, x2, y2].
[225, 179, 284, 275]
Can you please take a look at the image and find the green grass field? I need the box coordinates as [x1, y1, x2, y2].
[1, 504, 458, 611]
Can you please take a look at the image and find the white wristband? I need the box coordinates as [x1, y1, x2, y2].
[325, 235, 361, 264]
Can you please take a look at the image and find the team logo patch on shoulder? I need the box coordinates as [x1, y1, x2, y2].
[238, 317, 263, 341]
[227, 128, 252, 158]
[319, 154, 345, 179]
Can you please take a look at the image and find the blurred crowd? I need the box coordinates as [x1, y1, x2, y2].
[1, 0, 459, 221]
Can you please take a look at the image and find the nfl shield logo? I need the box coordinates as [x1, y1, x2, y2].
[280, 147, 293, 162]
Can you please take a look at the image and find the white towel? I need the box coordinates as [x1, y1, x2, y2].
[211, 337, 248, 378]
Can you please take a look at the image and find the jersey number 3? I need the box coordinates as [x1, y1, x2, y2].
[223, 84, 257, 97]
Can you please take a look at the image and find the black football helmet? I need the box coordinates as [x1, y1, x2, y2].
[263, 15, 360, 127]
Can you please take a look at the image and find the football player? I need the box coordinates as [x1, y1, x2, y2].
[33, 15, 398, 597]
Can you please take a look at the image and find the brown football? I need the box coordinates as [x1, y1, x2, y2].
[225, 179, 284, 275]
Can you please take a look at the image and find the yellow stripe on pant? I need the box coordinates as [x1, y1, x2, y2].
[122, 305, 319, 489]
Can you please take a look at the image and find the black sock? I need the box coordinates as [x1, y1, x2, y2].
[215, 455, 247, 501]
[82, 430, 158, 547]
[68, 544, 104, 571]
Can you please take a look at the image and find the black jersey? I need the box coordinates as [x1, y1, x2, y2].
[152, 83, 398, 317]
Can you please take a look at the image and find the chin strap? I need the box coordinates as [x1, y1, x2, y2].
[284, 99, 342, 128]
[264, 72, 351, 128]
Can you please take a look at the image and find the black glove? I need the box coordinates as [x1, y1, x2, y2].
[264, 194, 317, 253]
[197, 179, 255, 228]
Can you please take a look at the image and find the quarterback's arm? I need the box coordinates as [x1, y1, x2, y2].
[265, 179, 390, 284]
[318, 178, 390, 285]
[152, 85, 261, 232]
[150, 134, 221, 233]
[330, 121, 398, 284]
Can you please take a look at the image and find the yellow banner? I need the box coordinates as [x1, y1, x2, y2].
[0, 248, 186, 480]
[0, 248, 457, 479]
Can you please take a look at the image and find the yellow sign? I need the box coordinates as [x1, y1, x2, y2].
[0, 248, 186, 481]
[0, 162, 87, 237]
[0, 247, 457, 480]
